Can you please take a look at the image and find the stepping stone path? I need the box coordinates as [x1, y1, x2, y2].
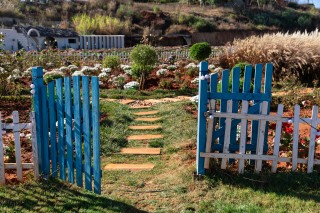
[128, 125, 162, 130]
[105, 102, 164, 171]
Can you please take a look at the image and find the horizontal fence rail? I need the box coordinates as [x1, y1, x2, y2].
[201, 101, 320, 173]
[0, 111, 39, 184]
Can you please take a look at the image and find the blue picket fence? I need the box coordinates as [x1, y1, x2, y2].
[32, 67, 101, 194]
[196, 62, 273, 175]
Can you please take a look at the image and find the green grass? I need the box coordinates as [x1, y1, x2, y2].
[0, 178, 145, 213]
[100, 88, 197, 100]
[2, 99, 320, 212]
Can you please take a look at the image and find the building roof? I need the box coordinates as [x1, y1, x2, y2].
[14, 25, 78, 37]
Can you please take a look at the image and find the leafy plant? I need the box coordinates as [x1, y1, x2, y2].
[130, 44, 158, 90]
[158, 79, 173, 89]
[102, 56, 120, 70]
[189, 42, 212, 62]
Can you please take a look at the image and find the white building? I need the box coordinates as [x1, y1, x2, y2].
[0, 26, 125, 51]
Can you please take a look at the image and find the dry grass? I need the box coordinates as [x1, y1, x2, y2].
[219, 29, 320, 83]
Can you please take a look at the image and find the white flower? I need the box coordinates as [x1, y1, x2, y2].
[3, 145, 9, 155]
[185, 63, 197, 69]
[102, 68, 112, 73]
[191, 77, 199, 84]
[98, 72, 108, 78]
[190, 95, 199, 103]
[94, 64, 102, 68]
[72, 71, 84, 76]
[99, 81, 103, 85]
[81, 66, 90, 72]
[20, 133, 25, 137]
[156, 68, 169, 76]
[213, 67, 223, 73]
[124, 81, 139, 89]
[208, 64, 215, 70]
[59, 66, 69, 72]
[26, 133, 32, 139]
[0, 67, 7, 74]
[120, 64, 131, 70]
[68, 65, 78, 71]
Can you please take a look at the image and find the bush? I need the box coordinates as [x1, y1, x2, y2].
[232, 62, 250, 78]
[297, 15, 312, 28]
[130, 45, 158, 90]
[193, 19, 215, 32]
[189, 42, 212, 62]
[43, 71, 64, 84]
[102, 56, 120, 69]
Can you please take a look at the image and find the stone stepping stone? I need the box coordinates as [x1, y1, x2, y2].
[130, 106, 152, 109]
[133, 110, 159, 116]
[135, 117, 161, 122]
[127, 134, 164, 140]
[120, 148, 161, 155]
[104, 164, 155, 171]
[128, 125, 162, 130]
[120, 99, 136, 105]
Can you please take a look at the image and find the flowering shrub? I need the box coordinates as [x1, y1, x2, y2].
[111, 74, 126, 88]
[167, 65, 177, 71]
[191, 77, 199, 84]
[269, 121, 320, 158]
[156, 68, 169, 76]
[68, 65, 78, 72]
[124, 81, 139, 90]
[44, 70, 64, 84]
[101, 68, 112, 73]
[72, 71, 84, 76]
[184, 63, 197, 69]
[120, 65, 132, 75]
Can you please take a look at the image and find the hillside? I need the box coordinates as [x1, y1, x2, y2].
[0, 0, 319, 45]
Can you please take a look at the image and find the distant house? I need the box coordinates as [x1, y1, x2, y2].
[0, 26, 125, 51]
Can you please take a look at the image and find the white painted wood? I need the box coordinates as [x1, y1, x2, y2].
[204, 99, 216, 169]
[200, 152, 320, 165]
[307, 106, 318, 173]
[255, 101, 268, 173]
[31, 112, 39, 180]
[238, 101, 249, 174]
[0, 113, 5, 184]
[271, 104, 284, 173]
[221, 100, 233, 169]
[209, 111, 282, 121]
[1, 123, 32, 130]
[292, 105, 300, 171]
[13, 111, 22, 181]
[4, 163, 34, 169]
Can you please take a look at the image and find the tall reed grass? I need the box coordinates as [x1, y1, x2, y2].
[72, 14, 130, 35]
[219, 29, 320, 83]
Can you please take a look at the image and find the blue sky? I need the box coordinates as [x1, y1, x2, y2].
[295, 0, 320, 8]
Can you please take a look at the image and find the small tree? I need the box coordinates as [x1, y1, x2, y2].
[130, 44, 158, 90]
[189, 42, 212, 62]
[102, 55, 120, 70]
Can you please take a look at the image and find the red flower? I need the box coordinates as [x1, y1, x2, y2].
[284, 127, 293, 134]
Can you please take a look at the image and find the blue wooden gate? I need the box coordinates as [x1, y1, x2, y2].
[196, 62, 273, 175]
[32, 67, 101, 194]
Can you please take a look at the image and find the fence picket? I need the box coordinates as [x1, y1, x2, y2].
[13, 111, 22, 181]
[271, 104, 284, 173]
[230, 67, 240, 147]
[31, 112, 39, 180]
[92, 77, 101, 194]
[307, 106, 318, 173]
[48, 82, 57, 177]
[83, 76, 92, 191]
[73, 76, 83, 187]
[238, 101, 249, 173]
[41, 86, 50, 176]
[221, 100, 233, 169]
[219, 70, 230, 147]
[204, 73, 218, 169]
[56, 78, 66, 181]
[251, 64, 263, 154]
[0, 113, 4, 184]
[254, 102, 268, 172]
[64, 77, 74, 184]
[292, 105, 301, 171]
